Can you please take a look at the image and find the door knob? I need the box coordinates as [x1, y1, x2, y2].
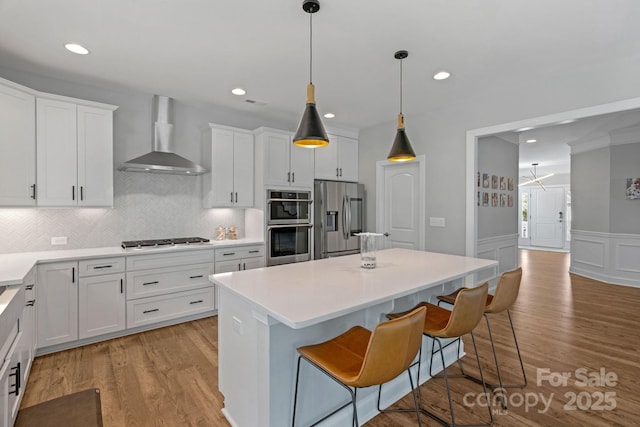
[383, 232, 390, 237]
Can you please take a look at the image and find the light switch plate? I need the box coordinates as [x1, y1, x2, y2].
[430, 217, 446, 227]
[51, 236, 68, 245]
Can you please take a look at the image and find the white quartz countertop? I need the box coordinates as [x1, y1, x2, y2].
[0, 238, 263, 286]
[211, 248, 498, 329]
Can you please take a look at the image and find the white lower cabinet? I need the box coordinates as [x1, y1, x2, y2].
[126, 250, 215, 328]
[78, 273, 126, 339]
[127, 287, 215, 328]
[0, 323, 22, 427]
[214, 244, 265, 273]
[37, 261, 78, 347]
[38, 257, 126, 349]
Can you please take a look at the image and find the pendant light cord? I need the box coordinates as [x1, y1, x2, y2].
[309, 12, 313, 84]
[399, 58, 403, 114]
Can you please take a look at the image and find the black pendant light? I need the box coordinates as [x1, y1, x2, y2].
[387, 50, 416, 162]
[293, 0, 329, 148]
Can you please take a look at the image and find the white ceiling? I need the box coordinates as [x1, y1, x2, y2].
[1, 0, 640, 133]
[490, 108, 640, 179]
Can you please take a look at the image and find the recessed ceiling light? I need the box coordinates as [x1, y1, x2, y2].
[231, 88, 246, 96]
[433, 71, 451, 80]
[516, 126, 534, 132]
[64, 43, 89, 55]
[526, 139, 537, 143]
[323, 113, 335, 118]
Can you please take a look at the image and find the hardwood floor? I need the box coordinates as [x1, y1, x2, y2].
[22, 250, 640, 426]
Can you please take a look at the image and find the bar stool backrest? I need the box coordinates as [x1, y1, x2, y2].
[440, 282, 488, 338]
[354, 306, 426, 387]
[486, 267, 522, 314]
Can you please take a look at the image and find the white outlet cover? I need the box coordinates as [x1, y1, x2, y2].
[51, 236, 68, 245]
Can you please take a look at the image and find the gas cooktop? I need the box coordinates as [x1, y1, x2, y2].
[121, 237, 210, 250]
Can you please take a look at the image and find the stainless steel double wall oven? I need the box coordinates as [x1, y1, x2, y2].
[266, 190, 313, 266]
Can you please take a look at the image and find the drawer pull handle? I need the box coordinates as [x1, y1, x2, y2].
[190, 300, 204, 305]
[189, 275, 204, 279]
[248, 250, 260, 254]
[222, 252, 235, 256]
[93, 265, 113, 269]
[26, 300, 35, 307]
[143, 281, 159, 286]
[9, 363, 20, 395]
[143, 308, 159, 314]
[25, 285, 34, 290]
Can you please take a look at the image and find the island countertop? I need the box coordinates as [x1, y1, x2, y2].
[211, 248, 498, 329]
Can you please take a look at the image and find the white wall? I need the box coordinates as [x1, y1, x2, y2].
[0, 66, 295, 254]
[360, 55, 640, 255]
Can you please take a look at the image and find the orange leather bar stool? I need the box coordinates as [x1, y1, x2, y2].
[291, 306, 426, 427]
[382, 282, 492, 427]
[438, 268, 526, 406]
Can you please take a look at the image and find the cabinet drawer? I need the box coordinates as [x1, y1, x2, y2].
[126, 263, 213, 300]
[214, 245, 264, 261]
[126, 287, 215, 328]
[78, 257, 125, 277]
[126, 249, 214, 271]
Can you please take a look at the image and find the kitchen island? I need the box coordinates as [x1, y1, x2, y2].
[211, 248, 497, 427]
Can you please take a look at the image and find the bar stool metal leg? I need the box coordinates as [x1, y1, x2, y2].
[292, 356, 359, 427]
[420, 332, 494, 427]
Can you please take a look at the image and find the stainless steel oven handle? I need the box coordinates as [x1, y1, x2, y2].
[266, 198, 313, 203]
[267, 224, 313, 229]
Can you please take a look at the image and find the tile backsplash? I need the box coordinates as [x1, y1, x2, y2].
[0, 172, 258, 254]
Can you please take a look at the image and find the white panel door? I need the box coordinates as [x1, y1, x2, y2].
[209, 127, 235, 207]
[37, 262, 78, 347]
[381, 162, 421, 249]
[77, 105, 114, 206]
[233, 131, 254, 207]
[530, 187, 565, 248]
[290, 144, 315, 187]
[263, 132, 291, 187]
[314, 134, 339, 180]
[78, 273, 126, 339]
[0, 82, 35, 206]
[36, 98, 78, 206]
[338, 136, 359, 182]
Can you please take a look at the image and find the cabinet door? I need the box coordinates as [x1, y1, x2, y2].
[263, 132, 291, 187]
[290, 144, 315, 188]
[0, 82, 35, 206]
[205, 127, 235, 207]
[77, 105, 114, 206]
[233, 131, 254, 207]
[214, 259, 241, 273]
[0, 358, 9, 427]
[36, 98, 78, 206]
[314, 134, 339, 180]
[37, 262, 78, 347]
[338, 136, 359, 182]
[79, 273, 125, 339]
[242, 257, 265, 271]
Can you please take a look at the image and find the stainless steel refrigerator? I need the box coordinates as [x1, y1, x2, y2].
[314, 180, 364, 259]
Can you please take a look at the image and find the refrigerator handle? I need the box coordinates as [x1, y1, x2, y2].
[342, 194, 349, 240]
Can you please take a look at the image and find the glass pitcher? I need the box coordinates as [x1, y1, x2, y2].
[356, 233, 382, 269]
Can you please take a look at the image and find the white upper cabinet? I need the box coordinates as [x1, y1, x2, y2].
[0, 79, 36, 206]
[203, 124, 254, 208]
[314, 134, 358, 182]
[255, 127, 314, 189]
[36, 95, 117, 207]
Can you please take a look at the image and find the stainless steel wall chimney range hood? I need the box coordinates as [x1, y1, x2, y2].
[119, 95, 207, 175]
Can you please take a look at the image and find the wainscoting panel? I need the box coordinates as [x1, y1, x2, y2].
[571, 230, 640, 288]
[477, 234, 518, 290]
